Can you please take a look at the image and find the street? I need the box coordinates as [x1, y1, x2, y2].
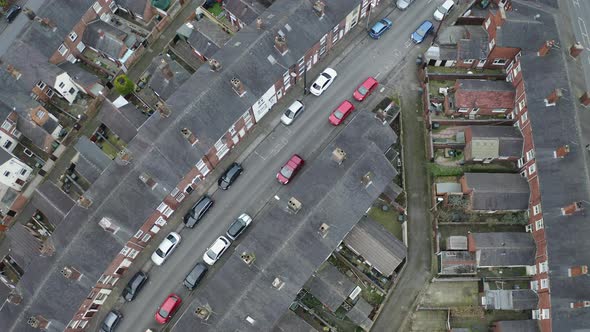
[92, 1, 442, 331]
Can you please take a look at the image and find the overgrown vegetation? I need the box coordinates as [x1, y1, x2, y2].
[428, 162, 516, 177]
[114, 74, 135, 96]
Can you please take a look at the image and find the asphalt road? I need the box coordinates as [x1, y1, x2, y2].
[0, 0, 45, 56]
[564, 0, 590, 87]
[110, 1, 442, 331]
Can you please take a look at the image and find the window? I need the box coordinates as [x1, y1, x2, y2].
[120, 246, 131, 256]
[69, 88, 76, 94]
[3, 141, 12, 149]
[528, 163, 536, 175]
[97, 274, 109, 284]
[541, 309, 550, 319]
[57, 44, 68, 56]
[69, 32, 78, 42]
[58, 82, 65, 89]
[520, 170, 527, 177]
[530, 280, 538, 290]
[46, 89, 54, 98]
[127, 249, 139, 259]
[525, 224, 533, 232]
[458, 108, 469, 113]
[463, 59, 475, 64]
[156, 202, 168, 213]
[512, 63, 521, 77]
[492, 108, 507, 113]
[196, 159, 210, 176]
[133, 230, 143, 238]
[540, 278, 548, 290]
[492, 59, 507, 65]
[1, 121, 11, 130]
[93, 1, 102, 13]
[155, 216, 166, 226]
[526, 149, 535, 161]
[109, 1, 117, 10]
[484, 17, 491, 29]
[3, 171, 10, 177]
[520, 111, 528, 124]
[141, 233, 151, 242]
[488, 38, 495, 50]
[19, 168, 27, 176]
[36, 81, 46, 90]
[535, 218, 544, 230]
[538, 261, 548, 273]
[533, 204, 542, 215]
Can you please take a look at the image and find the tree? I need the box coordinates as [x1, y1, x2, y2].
[114, 74, 135, 96]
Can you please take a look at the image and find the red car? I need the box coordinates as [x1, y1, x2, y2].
[155, 293, 182, 324]
[277, 154, 305, 184]
[353, 77, 379, 101]
[329, 100, 355, 126]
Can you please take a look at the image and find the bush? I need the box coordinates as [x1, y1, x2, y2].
[114, 74, 135, 96]
[428, 163, 464, 177]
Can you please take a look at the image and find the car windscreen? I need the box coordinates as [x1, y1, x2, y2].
[284, 109, 294, 118]
[357, 85, 368, 95]
[312, 82, 321, 90]
[333, 110, 344, 119]
[206, 249, 217, 260]
[321, 72, 332, 80]
[166, 235, 177, 243]
[418, 24, 430, 36]
[155, 248, 165, 258]
[280, 165, 294, 178]
[158, 307, 169, 319]
[437, 4, 449, 13]
[228, 220, 245, 236]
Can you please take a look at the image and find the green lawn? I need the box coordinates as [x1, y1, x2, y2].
[368, 206, 403, 241]
[429, 162, 516, 177]
[427, 66, 504, 75]
[208, 2, 223, 16]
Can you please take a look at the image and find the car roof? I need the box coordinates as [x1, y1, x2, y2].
[442, 0, 454, 7]
[419, 20, 433, 29]
[162, 294, 179, 309]
[337, 100, 353, 111]
[288, 154, 303, 164]
[104, 311, 120, 325]
[211, 236, 229, 251]
[288, 100, 303, 111]
[362, 77, 377, 87]
[195, 195, 212, 208]
[372, 21, 385, 31]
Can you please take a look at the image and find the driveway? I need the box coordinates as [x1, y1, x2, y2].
[93, 1, 444, 331]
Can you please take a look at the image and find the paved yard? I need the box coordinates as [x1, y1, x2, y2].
[421, 281, 479, 307]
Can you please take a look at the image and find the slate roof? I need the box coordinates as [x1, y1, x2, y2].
[344, 216, 407, 277]
[425, 45, 458, 61]
[115, 0, 151, 18]
[223, 0, 267, 26]
[180, 19, 231, 58]
[507, 1, 590, 329]
[146, 55, 191, 100]
[483, 289, 538, 310]
[457, 26, 488, 60]
[439, 251, 476, 275]
[97, 99, 145, 143]
[493, 320, 539, 332]
[82, 20, 131, 60]
[467, 126, 523, 159]
[463, 173, 529, 211]
[1, 40, 62, 91]
[346, 298, 373, 331]
[272, 310, 317, 332]
[455, 79, 515, 110]
[470, 232, 535, 267]
[173, 112, 397, 331]
[73, 137, 112, 183]
[58, 62, 101, 87]
[306, 263, 356, 311]
[0, 148, 13, 165]
[18, 0, 96, 58]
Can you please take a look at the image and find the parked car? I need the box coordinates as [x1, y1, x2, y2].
[151, 232, 181, 266]
[329, 100, 355, 126]
[218, 162, 243, 190]
[411, 20, 434, 44]
[100, 310, 122, 332]
[184, 195, 213, 228]
[203, 236, 231, 265]
[155, 294, 182, 324]
[226, 213, 253, 240]
[353, 77, 379, 101]
[5, 5, 21, 23]
[369, 18, 393, 39]
[434, 0, 455, 21]
[281, 100, 305, 126]
[309, 68, 338, 96]
[277, 154, 305, 185]
[183, 262, 208, 290]
[396, 0, 416, 10]
[122, 271, 148, 302]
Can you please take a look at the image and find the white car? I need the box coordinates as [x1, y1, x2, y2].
[151, 232, 181, 266]
[434, 0, 455, 21]
[280, 100, 305, 126]
[203, 236, 231, 265]
[309, 68, 337, 96]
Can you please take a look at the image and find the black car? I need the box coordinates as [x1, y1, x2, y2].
[100, 310, 122, 332]
[217, 162, 243, 190]
[5, 5, 21, 23]
[183, 262, 208, 290]
[184, 195, 213, 228]
[122, 271, 148, 302]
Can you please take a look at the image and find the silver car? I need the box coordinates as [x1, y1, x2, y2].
[396, 0, 416, 10]
[280, 100, 305, 126]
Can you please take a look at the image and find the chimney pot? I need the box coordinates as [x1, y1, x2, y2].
[208, 58, 221, 71]
[274, 35, 288, 55]
[570, 42, 584, 58]
[544, 88, 562, 106]
[27, 315, 50, 329]
[538, 40, 556, 56]
[231, 77, 246, 96]
[554, 145, 570, 158]
[313, 0, 325, 17]
[240, 252, 255, 265]
[7, 293, 22, 305]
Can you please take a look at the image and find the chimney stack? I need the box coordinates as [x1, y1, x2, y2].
[256, 18, 263, 30]
[27, 316, 50, 329]
[569, 265, 588, 277]
[8, 293, 22, 305]
[288, 197, 302, 213]
[208, 58, 221, 71]
[159, 61, 174, 80]
[5, 65, 22, 80]
[180, 128, 198, 146]
[272, 277, 285, 290]
[61, 266, 82, 280]
[544, 88, 562, 106]
[570, 42, 584, 58]
[196, 306, 211, 320]
[319, 223, 330, 238]
[313, 0, 325, 18]
[231, 77, 246, 96]
[78, 196, 93, 208]
[332, 148, 346, 164]
[570, 301, 590, 309]
[554, 145, 570, 158]
[274, 35, 288, 55]
[156, 101, 172, 117]
[240, 252, 255, 265]
[562, 201, 583, 215]
[361, 172, 373, 187]
[139, 172, 157, 189]
[538, 40, 556, 56]
[580, 91, 590, 107]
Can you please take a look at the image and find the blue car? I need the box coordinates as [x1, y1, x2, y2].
[369, 18, 393, 39]
[411, 20, 434, 44]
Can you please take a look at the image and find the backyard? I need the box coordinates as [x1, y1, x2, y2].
[367, 203, 403, 241]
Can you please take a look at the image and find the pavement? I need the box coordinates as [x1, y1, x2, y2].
[89, 0, 450, 330]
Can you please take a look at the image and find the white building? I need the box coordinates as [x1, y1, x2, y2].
[0, 148, 32, 191]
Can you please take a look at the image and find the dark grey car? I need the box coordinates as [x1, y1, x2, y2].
[218, 163, 243, 190]
[5, 5, 21, 23]
[100, 310, 122, 332]
[183, 262, 208, 290]
[184, 195, 214, 228]
[122, 271, 148, 302]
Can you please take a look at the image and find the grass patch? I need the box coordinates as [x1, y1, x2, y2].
[208, 2, 223, 16]
[428, 80, 454, 93]
[427, 66, 504, 75]
[362, 287, 384, 306]
[428, 162, 516, 177]
[368, 206, 403, 240]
